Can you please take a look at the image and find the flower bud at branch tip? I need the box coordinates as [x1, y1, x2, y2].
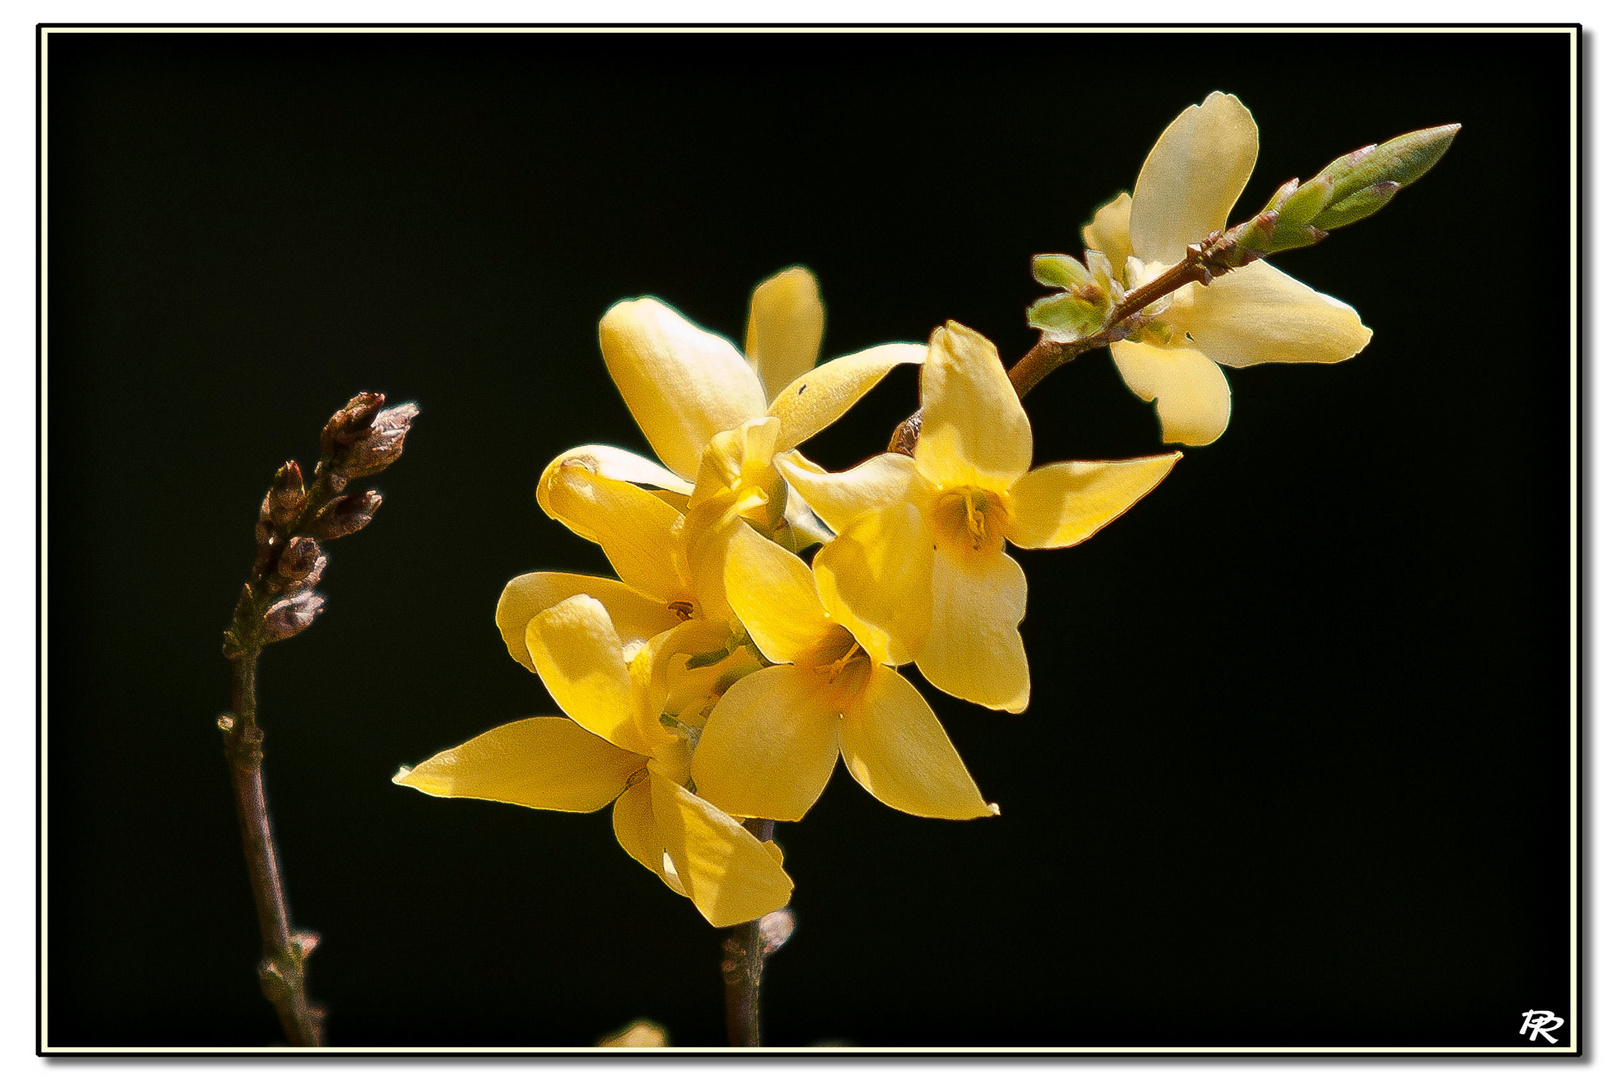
[320, 391, 385, 458]
[340, 402, 420, 478]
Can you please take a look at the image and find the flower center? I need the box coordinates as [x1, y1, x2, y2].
[805, 630, 872, 707]
[930, 486, 1008, 557]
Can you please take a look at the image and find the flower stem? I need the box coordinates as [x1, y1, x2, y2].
[220, 645, 325, 1047]
[722, 818, 774, 1047]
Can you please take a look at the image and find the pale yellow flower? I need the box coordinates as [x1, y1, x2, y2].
[396, 594, 790, 928]
[1085, 91, 1373, 446]
[567, 267, 922, 547]
[690, 522, 995, 822]
[779, 322, 1180, 713]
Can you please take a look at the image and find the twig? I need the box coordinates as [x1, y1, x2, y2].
[218, 392, 418, 1046]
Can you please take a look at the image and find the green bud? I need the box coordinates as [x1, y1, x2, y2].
[1031, 253, 1092, 290]
[1275, 173, 1335, 228]
[1027, 293, 1106, 342]
[1313, 181, 1401, 230]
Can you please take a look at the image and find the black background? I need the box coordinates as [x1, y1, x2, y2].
[44, 28, 1576, 1050]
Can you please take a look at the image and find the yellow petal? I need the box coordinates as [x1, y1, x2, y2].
[745, 266, 825, 403]
[649, 773, 795, 927]
[1174, 261, 1373, 368]
[526, 594, 649, 754]
[839, 667, 996, 819]
[1082, 191, 1133, 269]
[1111, 338, 1232, 447]
[689, 416, 785, 525]
[540, 461, 685, 600]
[613, 778, 688, 897]
[767, 342, 926, 450]
[914, 548, 1029, 713]
[915, 322, 1031, 491]
[535, 446, 693, 532]
[1005, 454, 1181, 550]
[783, 484, 833, 551]
[689, 665, 842, 822]
[1129, 91, 1258, 265]
[722, 524, 834, 665]
[393, 716, 646, 813]
[496, 572, 681, 673]
[600, 297, 767, 481]
[599, 1020, 669, 1048]
[813, 502, 932, 667]
[775, 449, 920, 534]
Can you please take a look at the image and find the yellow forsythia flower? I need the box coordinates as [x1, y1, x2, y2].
[1084, 91, 1373, 445]
[690, 523, 995, 822]
[779, 322, 1179, 713]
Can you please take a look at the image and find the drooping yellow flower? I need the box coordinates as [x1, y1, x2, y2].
[689, 522, 995, 823]
[579, 267, 923, 546]
[1083, 91, 1373, 446]
[779, 322, 1180, 713]
[396, 594, 790, 927]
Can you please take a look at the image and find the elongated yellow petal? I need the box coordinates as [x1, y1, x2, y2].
[1082, 191, 1134, 269]
[613, 778, 688, 897]
[526, 594, 650, 754]
[1174, 262, 1373, 368]
[535, 446, 693, 532]
[839, 667, 996, 820]
[1130, 91, 1258, 265]
[914, 548, 1029, 713]
[496, 572, 681, 673]
[745, 266, 825, 403]
[541, 461, 685, 600]
[768, 342, 925, 450]
[600, 297, 767, 482]
[915, 322, 1031, 491]
[649, 773, 795, 927]
[722, 523, 834, 665]
[393, 716, 645, 813]
[690, 665, 842, 822]
[813, 502, 932, 668]
[1005, 454, 1181, 550]
[775, 449, 920, 534]
[1111, 339, 1231, 447]
[783, 485, 833, 551]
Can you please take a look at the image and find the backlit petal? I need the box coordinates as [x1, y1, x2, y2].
[600, 297, 767, 481]
[1005, 454, 1180, 550]
[1174, 261, 1373, 368]
[775, 450, 920, 534]
[783, 485, 834, 551]
[690, 665, 842, 822]
[535, 446, 692, 531]
[650, 773, 795, 927]
[839, 667, 996, 819]
[526, 594, 649, 754]
[613, 778, 688, 897]
[540, 461, 685, 600]
[722, 524, 834, 665]
[813, 502, 932, 668]
[768, 343, 925, 450]
[1082, 191, 1134, 268]
[915, 322, 1032, 491]
[745, 266, 825, 403]
[496, 572, 680, 673]
[393, 716, 644, 813]
[1130, 91, 1258, 265]
[1111, 338, 1232, 447]
[915, 548, 1030, 713]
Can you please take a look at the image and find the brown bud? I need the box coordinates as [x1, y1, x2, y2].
[263, 591, 324, 642]
[271, 536, 327, 592]
[266, 460, 307, 530]
[310, 490, 383, 540]
[320, 392, 386, 458]
[341, 402, 419, 478]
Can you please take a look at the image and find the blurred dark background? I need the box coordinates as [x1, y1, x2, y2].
[44, 29, 1576, 1050]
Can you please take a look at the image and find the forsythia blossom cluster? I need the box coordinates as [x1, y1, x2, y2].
[394, 90, 1417, 928]
[395, 268, 1177, 925]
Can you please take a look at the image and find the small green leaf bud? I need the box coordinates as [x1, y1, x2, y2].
[1031, 254, 1092, 290]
